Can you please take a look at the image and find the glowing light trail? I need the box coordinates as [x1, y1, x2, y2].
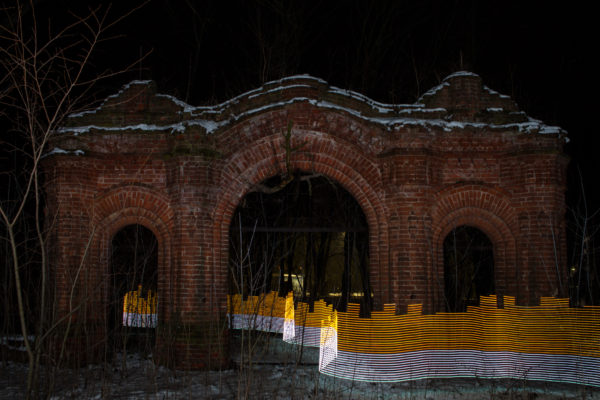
[228, 292, 600, 386]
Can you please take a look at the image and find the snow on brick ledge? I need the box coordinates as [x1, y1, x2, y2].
[56, 72, 567, 142]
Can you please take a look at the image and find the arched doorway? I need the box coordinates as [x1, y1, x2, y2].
[443, 225, 494, 312]
[229, 173, 372, 313]
[109, 224, 158, 355]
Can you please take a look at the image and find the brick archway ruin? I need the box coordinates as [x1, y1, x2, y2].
[44, 71, 569, 367]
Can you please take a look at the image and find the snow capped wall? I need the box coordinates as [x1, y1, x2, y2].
[56, 72, 566, 144]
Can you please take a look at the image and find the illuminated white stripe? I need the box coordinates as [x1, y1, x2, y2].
[319, 326, 338, 369]
[122, 312, 157, 328]
[229, 314, 285, 333]
[283, 318, 295, 342]
[319, 349, 600, 387]
[282, 323, 322, 347]
[226, 292, 600, 387]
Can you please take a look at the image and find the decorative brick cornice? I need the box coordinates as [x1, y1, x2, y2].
[51, 72, 567, 157]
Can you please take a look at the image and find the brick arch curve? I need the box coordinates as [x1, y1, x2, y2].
[215, 104, 386, 158]
[92, 185, 174, 229]
[211, 131, 391, 306]
[88, 185, 175, 322]
[431, 184, 518, 310]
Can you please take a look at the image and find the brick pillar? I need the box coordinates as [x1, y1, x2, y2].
[44, 157, 106, 365]
[154, 156, 230, 369]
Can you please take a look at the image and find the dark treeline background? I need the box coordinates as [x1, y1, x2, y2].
[2, 0, 598, 307]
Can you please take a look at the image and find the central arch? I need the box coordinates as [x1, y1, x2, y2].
[211, 128, 389, 313]
[228, 173, 372, 312]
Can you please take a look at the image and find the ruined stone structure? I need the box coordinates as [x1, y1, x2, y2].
[43, 72, 568, 367]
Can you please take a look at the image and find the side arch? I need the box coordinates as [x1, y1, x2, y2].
[92, 185, 174, 229]
[211, 130, 391, 308]
[86, 186, 175, 324]
[431, 184, 518, 310]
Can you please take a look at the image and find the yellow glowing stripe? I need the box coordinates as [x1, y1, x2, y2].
[228, 292, 290, 318]
[123, 285, 158, 315]
[293, 300, 334, 328]
[227, 292, 600, 385]
[334, 296, 600, 357]
[227, 292, 600, 358]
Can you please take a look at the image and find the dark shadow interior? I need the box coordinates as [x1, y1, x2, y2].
[229, 173, 372, 313]
[443, 225, 494, 312]
[109, 224, 158, 355]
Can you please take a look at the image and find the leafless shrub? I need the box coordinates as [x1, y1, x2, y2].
[0, 2, 145, 397]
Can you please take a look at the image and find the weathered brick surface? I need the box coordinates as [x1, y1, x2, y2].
[43, 72, 568, 367]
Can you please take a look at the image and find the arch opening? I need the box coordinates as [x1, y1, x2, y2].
[443, 225, 494, 312]
[109, 224, 158, 355]
[229, 173, 372, 313]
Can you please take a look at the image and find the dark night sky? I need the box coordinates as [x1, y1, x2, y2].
[28, 0, 600, 209]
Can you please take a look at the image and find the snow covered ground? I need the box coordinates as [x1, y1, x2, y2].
[1, 333, 599, 399]
[2, 356, 599, 399]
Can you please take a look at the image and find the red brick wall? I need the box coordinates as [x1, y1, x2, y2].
[43, 72, 568, 367]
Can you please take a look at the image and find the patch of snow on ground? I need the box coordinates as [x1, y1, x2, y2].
[1, 332, 598, 400]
